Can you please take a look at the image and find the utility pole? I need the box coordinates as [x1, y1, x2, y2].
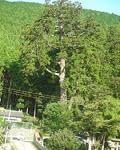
[8, 105, 12, 121]
[33, 100, 36, 119]
[6, 79, 12, 109]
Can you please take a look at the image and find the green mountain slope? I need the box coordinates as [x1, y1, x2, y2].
[0, 0, 120, 66]
[83, 9, 120, 26]
[0, 1, 43, 66]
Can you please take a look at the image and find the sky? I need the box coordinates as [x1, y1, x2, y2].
[7, 0, 120, 15]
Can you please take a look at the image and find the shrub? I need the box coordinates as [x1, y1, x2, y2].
[46, 128, 81, 150]
[0, 129, 4, 144]
[43, 102, 73, 133]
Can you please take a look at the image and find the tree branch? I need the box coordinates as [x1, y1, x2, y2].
[46, 68, 59, 77]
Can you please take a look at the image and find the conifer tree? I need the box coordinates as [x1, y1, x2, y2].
[21, 0, 82, 101]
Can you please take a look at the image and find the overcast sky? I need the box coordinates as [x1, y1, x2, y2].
[7, 0, 120, 15]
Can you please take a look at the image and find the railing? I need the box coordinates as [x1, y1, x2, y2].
[33, 134, 46, 150]
[108, 139, 120, 150]
[33, 132, 50, 150]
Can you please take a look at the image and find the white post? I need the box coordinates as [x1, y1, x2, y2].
[101, 136, 105, 150]
[5, 130, 8, 144]
[8, 105, 11, 121]
[26, 107, 28, 114]
[116, 142, 118, 150]
[87, 137, 92, 150]
[34, 102, 36, 119]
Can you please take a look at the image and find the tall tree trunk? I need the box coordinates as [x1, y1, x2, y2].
[58, 0, 67, 101]
[59, 58, 67, 101]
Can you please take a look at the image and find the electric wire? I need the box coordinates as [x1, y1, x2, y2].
[1, 86, 61, 100]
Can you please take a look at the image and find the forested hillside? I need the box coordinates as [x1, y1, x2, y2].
[83, 9, 120, 25]
[0, 0, 120, 149]
[0, 0, 119, 111]
[0, 0, 120, 66]
[0, 0, 119, 105]
[0, 0, 43, 64]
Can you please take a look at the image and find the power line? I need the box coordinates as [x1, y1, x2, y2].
[1, 86, 60, 100]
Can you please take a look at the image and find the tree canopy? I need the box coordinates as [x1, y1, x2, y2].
[0, 1, 120, 149]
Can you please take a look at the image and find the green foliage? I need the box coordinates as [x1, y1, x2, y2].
[0, 0, 43, 64]
[0, 108, 5, 128]
[46, 128, 81, 150]
[16, 97, 25, 110]
[19, 0, 115, 103]
[42, 95, 119, 143]
[69, 96, 120, 140]
[0, 0, 120, 112]
[106, 25, 120, 98]
[0, 0, 44, 107]
[43, 102, 73, 133]
[65, 18, 110, 100]
[101, 96, 120, 138]
[0, 129, 4, 145]
[83, 9, 120, 26]
[0, 117, 4, 128]
[0, 2, 119, 146]
[20, 0, 82, 72]
[23, 114, 39, 126]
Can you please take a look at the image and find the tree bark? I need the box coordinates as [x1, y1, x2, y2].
[59, 58, 67, 101]
[46, 58, 67, 101]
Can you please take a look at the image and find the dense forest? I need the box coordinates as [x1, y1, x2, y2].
[0, 0, 120, 149]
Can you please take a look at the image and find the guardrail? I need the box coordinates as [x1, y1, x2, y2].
[33, 134, 47, 150]
[108, 139, 120, 150]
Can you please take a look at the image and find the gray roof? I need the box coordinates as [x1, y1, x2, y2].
[0, 110, 24, 118]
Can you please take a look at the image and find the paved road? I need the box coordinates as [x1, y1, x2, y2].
[12, 140, 38, 150]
